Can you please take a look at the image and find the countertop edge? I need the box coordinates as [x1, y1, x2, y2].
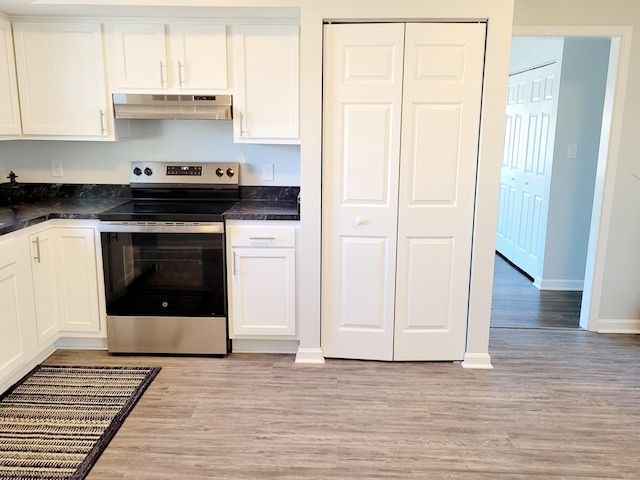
[0, 203, 300, 237]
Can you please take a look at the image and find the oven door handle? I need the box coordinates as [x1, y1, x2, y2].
[98, 222, 224, 234]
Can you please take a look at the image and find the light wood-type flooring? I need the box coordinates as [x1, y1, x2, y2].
[491, 253, 582, 329]
[44, 327, 640, 479]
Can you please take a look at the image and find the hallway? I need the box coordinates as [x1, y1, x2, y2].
[491, 254, 582, 329]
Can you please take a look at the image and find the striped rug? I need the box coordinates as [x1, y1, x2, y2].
[0, 365, 160, 480]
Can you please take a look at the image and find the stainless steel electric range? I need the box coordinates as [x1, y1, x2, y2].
[98, 161, 239, 356]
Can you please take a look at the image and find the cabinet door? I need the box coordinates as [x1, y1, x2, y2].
[55, 228, 101, 333]
[0, 19, 21, 137]
[13, 22, 109, 137]
[168, 23, 227, 90]
[230, 247, 296, 337]
[232, 24, 299, 144]
[0, 237, 37, 378]
[29, 229, 59, 345]
[109, 23, 168, 90]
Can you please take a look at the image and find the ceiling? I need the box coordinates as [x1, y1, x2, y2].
[0, 0, 299, 18]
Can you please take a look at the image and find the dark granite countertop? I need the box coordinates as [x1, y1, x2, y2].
[0, 197, 131, 236]
[224, 200, 299, 221]
[0, 184, 300, 237]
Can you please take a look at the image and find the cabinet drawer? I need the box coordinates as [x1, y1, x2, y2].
[228, 224, 296, 248]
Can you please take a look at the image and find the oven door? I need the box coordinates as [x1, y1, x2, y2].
[98, 222, 228, 355]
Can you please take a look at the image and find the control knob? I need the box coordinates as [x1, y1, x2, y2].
[215, 168, 224, 177]
[132, 167, 142, 176]
[226, 167, 235, 177]
[144, 167, 153, 176]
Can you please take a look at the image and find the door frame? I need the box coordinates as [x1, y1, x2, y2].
[508, 26, 633, 333]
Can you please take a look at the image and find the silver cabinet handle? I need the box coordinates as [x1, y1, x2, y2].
[99, 109, 106, 134]
[249, 237, 275, 241]
[233, 251, 238, 276]
[159, 60, 166, 86]
[32, 237, 41, 263]
[178, 60, 184, 87]
[239, 112, 247, 136]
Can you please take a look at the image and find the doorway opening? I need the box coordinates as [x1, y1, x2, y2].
[490, 34, 620, 330]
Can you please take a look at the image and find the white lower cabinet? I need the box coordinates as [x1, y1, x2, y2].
[29, 228, 60, 345]
[0, 235, 38, 385]
[55, 227, 101, 333]
[227, 221, 297, 338]
[0, 221, 104, 393]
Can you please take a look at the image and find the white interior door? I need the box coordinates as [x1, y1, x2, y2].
[496, 79, 526, 257]
[497, 63, 558, 278]
[322, 23, 405, 361]
[394, 23, 486, 361]
[511, 64, 558, 276]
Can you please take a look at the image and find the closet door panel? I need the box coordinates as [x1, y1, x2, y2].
[322, 23, 405, 361]
[394, 22, 486, 361]
[409, 104, 461, 203]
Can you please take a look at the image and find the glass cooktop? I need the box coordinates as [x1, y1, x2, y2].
[99, 200, 238, 222]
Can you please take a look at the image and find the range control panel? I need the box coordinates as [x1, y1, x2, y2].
[166, 165, 203, 176]
[130, 161, 239, 186]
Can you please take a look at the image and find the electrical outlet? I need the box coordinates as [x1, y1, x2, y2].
[50, 160, 63, 178]
[262, 163, 274, 181]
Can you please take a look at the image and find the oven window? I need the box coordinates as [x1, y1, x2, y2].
[101, 232, 225, 317]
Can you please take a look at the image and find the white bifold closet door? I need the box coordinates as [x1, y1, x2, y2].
[322, 22, 486, 361]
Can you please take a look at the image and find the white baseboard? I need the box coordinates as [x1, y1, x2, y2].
[533, 277, 584, 291]
[295, 347, 325, 364]
[231, 339, 299, 354]
[461, 352, 493, 369]
[55, 337, 108, 350]
[598, 318, 640, 334]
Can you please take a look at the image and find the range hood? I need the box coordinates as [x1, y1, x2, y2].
[113, 94, 233, 120]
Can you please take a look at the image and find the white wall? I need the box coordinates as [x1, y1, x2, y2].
[543, 38, 610, 286]
[513, 0, 640, 326]
[0, 119, 300, 185]
[509, 36, 563, 74]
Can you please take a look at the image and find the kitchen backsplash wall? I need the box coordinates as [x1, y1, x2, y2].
[0, 120, 300, 186]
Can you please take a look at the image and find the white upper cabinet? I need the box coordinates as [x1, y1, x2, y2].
[12, 21, 117, 140]
[108, 22, 228, 92]
[168, 23, 228, 91]
[0, 18, 21, 138]
[231, 24, 299, 144]
[108, 23, 166, 91]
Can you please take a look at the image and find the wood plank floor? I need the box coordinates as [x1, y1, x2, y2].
[44, 328, 640, 479]
[491, 253, 582, 329]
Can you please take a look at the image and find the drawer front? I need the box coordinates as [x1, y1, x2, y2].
[228, 224, 296, 248]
